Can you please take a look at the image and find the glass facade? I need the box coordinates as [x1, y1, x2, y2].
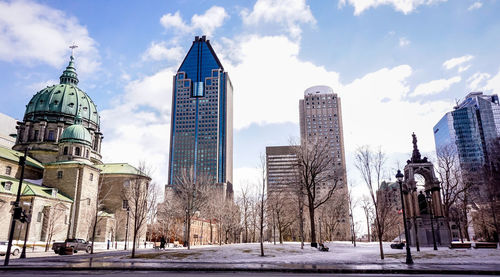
[433, 92, 500, 198]
[168, 36, 233, 185]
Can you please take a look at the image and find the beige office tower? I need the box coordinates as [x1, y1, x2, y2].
[266, 146, 298, 195]
[299, 85, 351, 241]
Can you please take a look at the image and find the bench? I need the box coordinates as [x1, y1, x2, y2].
[474, 242, 498, 249]
[449, 242, 472, 249]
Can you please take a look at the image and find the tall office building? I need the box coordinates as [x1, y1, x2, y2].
[298, 85, 350, 240]
[433, 92, 500, 199]
[168, 36, 233, 194]
[266, 146, 298, 195]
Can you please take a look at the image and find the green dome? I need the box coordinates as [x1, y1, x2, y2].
[24, 56, 99, 126]
[60, 123, 92, 146]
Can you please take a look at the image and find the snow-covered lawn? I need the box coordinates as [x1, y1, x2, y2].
[121, 241, 500, 266]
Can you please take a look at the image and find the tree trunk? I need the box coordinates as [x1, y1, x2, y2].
[187, 215, 191, 250]
[131, 202, 139, 258]
[366, 214, 371, 242]
[374, 209, 384, 259]
[308, 204, 316, 247]
[91, 208, 98, 254]
[299, 204, 305, 250]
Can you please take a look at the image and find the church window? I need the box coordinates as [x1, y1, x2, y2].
[63, 147, 68, 155]
[5, 166, 12, 175]
[48, 130, 55, 141]
[57, 171, 63, 179]
[34, 130, 39, 141]
[122, 200, 129, 209]
[64, 215, 68, 224]
[123, 180, 130, 187]
[86, 149, 89, 158]
[3, 182, 12, 191]
[75, 147, 81, 156]
[89, 173, 93, 181]
[37, 212, 42, 223]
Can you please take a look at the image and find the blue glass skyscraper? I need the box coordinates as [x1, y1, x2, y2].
[168, 36, 233, 189]
[433, 92, 500, 197]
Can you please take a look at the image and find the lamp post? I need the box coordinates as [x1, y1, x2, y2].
[318, 217, 322, 245]
[425, 191, 438, 250]
[20, 198, 33, 259]
[396, 170, 413, 265]
[4, 148, 28, 266]
[124, 206, 130, 250]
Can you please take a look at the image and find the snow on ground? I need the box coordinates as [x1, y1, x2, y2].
[116, 241, 500, 265]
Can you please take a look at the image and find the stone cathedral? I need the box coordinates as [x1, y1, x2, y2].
[0, 53, 150, 245]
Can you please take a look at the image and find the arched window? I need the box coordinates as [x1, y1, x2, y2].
[63, 147, 68, 155]
[86, 149, 89, 158]
[5, 166, 12, 175]
[75, 147, 81, 156]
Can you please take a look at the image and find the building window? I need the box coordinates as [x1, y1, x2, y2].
[75, 147, 81, 156]
[57, 171, 63, 179]
[86, 149, 89, 158]
[64, 215, 68, 224]
[63, 147, 68, 155]
[37, 212, 42, 223]
[34, 130, 39, 141]
[48, 130, 55, 141]
[90, 173, 94, 181]
[5, 166, 12, 175]
[2, 181, 12, 191]
[122, 200, 129, 209]
[123, 180, 130, 187]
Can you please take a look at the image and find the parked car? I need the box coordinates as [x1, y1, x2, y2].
[0, 241, 21, 256]
[52, 239, 91, 254]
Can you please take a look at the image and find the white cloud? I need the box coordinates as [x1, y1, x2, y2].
[399, 37, 410, 46]
[458, 65, 471, 73]
[338, 0, 447, 15]
[411, 76, 461, 96]
[467, 72, 490, 90]
[0, 0, 100, 75]
[160, 6, 229, 36]
[142, 41, 183, 62]
[100, 67, 175, 187]
[442, 55, 474, 70]
[484, 69, 500, 93]
[240, 0, 316, 39]
[468, 1, 483, 11]
[217, 34, 450, 156]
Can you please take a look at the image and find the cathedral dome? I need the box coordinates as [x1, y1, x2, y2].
[24, 56, 99, 127]
[60, 121, 92, 146]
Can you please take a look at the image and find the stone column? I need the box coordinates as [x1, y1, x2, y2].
[39, 121, 47, 142]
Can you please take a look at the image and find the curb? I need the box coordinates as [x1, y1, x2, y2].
[1, 266, 500, 275]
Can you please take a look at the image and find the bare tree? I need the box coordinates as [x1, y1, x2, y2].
[267, 188, 296, 244]
[43, 203, 69, 252]
[259, 154, 266, 256]
[237, 185, 252, 243]
[293, 138, 341, 247]
[174, 166, 210, 250]
[347, 183, 357, 246]
[354, 145, 387, 259]
[89, 175, 114, 254]
[360, 195, 373, 242]
[122, 162, 155, 258]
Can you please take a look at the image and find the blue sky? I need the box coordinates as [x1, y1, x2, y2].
[1, 0, 500, 226]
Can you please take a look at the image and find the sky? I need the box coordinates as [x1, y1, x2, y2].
[1, 0, 500, 234]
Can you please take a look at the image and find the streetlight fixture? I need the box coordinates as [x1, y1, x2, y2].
[425, 191, 438, 250]
[396, 169, 413, 265]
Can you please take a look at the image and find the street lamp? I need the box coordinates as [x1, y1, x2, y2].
[396, 170, 413, 265]
[20, 198, 33, 259]
[124, 206, 130, 250]
[425, 191, 438, 250]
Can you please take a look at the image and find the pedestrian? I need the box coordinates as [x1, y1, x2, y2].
[160, 237, 166, 250]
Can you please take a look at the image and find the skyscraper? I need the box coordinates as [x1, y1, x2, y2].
[433, 92, 500, 199]
[298, 85, 350, 240]
[168, 36, 233, 192]
[266, 146, 298, 195]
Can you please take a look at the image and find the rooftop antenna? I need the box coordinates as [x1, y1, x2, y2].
[69, 43, 78, 57]
[454, 98, 460, 110]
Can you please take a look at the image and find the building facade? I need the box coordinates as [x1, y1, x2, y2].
[266, 146, 298, 195]
[0, 113, 17, 148]
[1, 54, 150, 245]
[168, 36, 233, 197]
[298, 85, 351, 240]
[433, 92, 500, 200]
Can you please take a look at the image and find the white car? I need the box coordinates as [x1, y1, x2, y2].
[0, 241, 21, 256]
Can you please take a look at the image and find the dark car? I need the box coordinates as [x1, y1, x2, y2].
[52, 239, 91, 254]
